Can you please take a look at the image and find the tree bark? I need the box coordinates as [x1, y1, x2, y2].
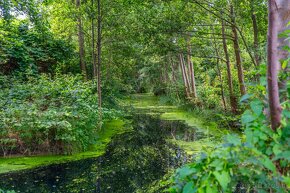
[97, 0, 102, 118]
[251, 0, 260, 67]
[91, 0, 97, 79]
[267, 0, 290, 130]
[230, 5, 246, 96]
[76, 0, 87, 80]
[179, 53, 190, 98]
[211, 25, 227, 111]
[277, 0, 290, 68]
[169, 55, 177, 83]
[187, 36, 197, 98]
[169, 55, 181, 101]
[182, 54, 191, 96]
[222, 19, 237, 113]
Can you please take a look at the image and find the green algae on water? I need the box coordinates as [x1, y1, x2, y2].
[0, 119, 130, 174]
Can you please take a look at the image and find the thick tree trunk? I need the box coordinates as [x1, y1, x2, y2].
[187, 36, 197, 98]
[277, 0, 290, 68]
[76, 0, 87, 80]
[179, 54, 190, 98]
[267, 0, 289, 130]
[230, 5, 246, 96]
[251, 0, 260, 67]
[97, 0, 102, 117]
[222, 19, 237, 113]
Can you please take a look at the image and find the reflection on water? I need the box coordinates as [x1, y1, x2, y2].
[0, 114, 198, 193]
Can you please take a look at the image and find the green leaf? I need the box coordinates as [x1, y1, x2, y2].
[178, 166, 196, 179]
[240, 94, 253, 103]
[226, 134, 241, 146]
[283, 176, 290, 188]
[241, 110, 256, 124]
[206, 184, 218, 193]
[182, 182, 196, 193]
[213, 171, 230, 190]
[210, 159, 224, 171]
[272, 144, 282, 156]
[274, 151, 290, 161]
[261, 157, 276, 172]
[250, 100, 263, 116]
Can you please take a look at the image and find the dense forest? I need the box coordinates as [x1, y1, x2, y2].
[0, 0, 289, 192]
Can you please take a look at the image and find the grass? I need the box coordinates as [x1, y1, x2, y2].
[0, 119, 131, 174]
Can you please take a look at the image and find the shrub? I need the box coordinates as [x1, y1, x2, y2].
[0, 74, 119, 156]
[169, 97, 290, 192]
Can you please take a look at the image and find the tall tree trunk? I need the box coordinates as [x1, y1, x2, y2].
[97, 0, 102, 118]
[182, 54, 191, 96]
[277, 0, 290, 68]
[169, 55, 181, 101]
[251, 0, 260, 67]
[230, 5, 246, 96]
[76, 0, 87, 80]
[222, 19, 237, 113]
[179, 54, 190, 98]
[211, 26, 227, 111]
[169, 55, 177, 83]
[187, 36, 197, 98]
[267, 0, 289, 130]
[91, 0, 97, 79]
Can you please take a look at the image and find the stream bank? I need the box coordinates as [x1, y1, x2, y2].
[0, 94, 228, 192]
[0, 119, 130, 174]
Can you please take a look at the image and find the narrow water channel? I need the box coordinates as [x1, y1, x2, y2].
[0, 114, 202, 193]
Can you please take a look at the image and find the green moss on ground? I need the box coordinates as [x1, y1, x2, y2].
[0, 119, 130, 174]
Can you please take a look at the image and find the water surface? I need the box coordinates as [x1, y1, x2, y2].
[0, 114, 199, 193]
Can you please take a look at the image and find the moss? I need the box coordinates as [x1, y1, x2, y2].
[0, 119, 130, 174]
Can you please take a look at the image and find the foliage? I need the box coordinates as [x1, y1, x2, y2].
[0, 73, 120, 156]
[0, 19, 75, 74]
[169, 94, 289, 192]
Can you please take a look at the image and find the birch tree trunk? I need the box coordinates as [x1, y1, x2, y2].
[179, 54, 190, 98]
[187, 36, 197, 98]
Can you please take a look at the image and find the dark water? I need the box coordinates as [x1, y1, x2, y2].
[0, 114, 200, 193]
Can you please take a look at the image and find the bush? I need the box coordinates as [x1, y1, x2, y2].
[0, 74, 119, 156]
[0, 20, 75, 74]
[169, 97, 290, 192]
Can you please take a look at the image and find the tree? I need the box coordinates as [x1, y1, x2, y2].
[97, 0, 102, 117]
[186, 36, 197, 98]
[221, 19, 237, 113]
[76, 0, 88, 80]
[91, 0, 97, 79]
[267, 0, 290, 130]
[230, 4, 246, 96]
